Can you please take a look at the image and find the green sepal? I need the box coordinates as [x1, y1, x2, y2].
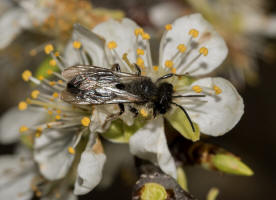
[207, 187, 219, 200]
[165, 108, 200, 142]
[20, 134, 33, 149]
[101, 117, 146, 143]
[176, 167, 188, 191]
[141, 183, 167, 200]
[211, 154, 254, 176]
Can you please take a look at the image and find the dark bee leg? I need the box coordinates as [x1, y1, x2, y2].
[172, 102, 195, 132]
[133, 64, 141, 76]
[111, 63, 121, 72]
[129, 106, 139, 117]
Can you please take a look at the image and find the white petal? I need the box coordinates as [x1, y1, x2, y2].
[0, 8, 27, 49]
[34, 129, 76, 180]
[93, 18, 140, 70]
[0, 107, 46, 143]
[64, 24, 108, 67]
[160, 13, 228, 76]
[181, 77, 244, 136]
[0, 154, 36, 200]
[73, 136, 106, 195]
[129, 117, 177, 179]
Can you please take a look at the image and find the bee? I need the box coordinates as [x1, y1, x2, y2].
[61, 64, 204, 132]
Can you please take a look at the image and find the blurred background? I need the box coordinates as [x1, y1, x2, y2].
[0, 0, 275, 199]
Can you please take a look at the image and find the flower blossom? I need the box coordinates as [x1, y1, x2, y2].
[0, 13, 244, 196]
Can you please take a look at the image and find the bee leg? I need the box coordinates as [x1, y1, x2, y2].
[111, 63, 121, 72]
[133, 64, 141, 76]
[105, 103, 125, 121]
[172, 102, 195, 132]
[129, 106, 138, 117]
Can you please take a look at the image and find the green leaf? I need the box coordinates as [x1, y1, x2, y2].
[141, 183, 167, 200]
[211, 154, 254, 176]
[207, 187, 219, 200]
[177, 167, 188, 191]
[35, 57, 59, 79]
[102, 118, 146, 143]
[165, 108, 200, 142]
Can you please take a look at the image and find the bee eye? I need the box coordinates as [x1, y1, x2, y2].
[116, 84, 125, 90]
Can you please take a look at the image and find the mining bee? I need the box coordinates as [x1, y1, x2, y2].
[61, 64, 204, 132]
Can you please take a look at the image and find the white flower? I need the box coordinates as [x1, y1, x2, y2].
[64, 14, 243, 178]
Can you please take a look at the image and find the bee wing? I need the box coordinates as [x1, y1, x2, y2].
[61, 65, 144, 105]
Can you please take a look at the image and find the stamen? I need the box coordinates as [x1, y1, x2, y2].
[213, 85, 222, 95]
[177, 44, 187, 53]
[81, 117, 90, 127]
[44, 44, 54, 55]
[136, 57, 145, 69]
[136, 48, 144, 55]
[38, 76, 44, 81]
[140, 108, 148, 117]
[107, 41, 117, 49]
[31, 90, 40, 99]
[142, 32, 150, 40]
[49, 59, 56, 67]
[199, 47, 208, 56]
[189, 29, 199, 38]
[35, 127, 43, 138]
[122, 53, 134, 70]
[73, 41, 82, 49]
[165, 60, 174, 68]
[165, 24, 172, 30]
[171, 67, 176, 74]
[67, 146, 75, 155]
[18, 101, 28, 110]
[22, 70, 32, 82]
[55, 115, 61, 120]
[47, 69, 53, 75]
[192, 85, 202, 93]
[134, 28, 144, 36]
[52, 92, 59, 99]
[19, 125, 29, 133]
[153, 66, 159, 71]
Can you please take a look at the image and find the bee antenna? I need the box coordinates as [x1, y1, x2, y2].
[171, 102, 195, 132]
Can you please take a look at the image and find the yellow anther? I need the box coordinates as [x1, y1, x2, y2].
[165, 24, 172, 30]
[49, 81, 56, 86]
[199, 47, 208, 56]
[165, 60, 174, 68]
[136, 48, 144, 55]
[38, 75, 44, 81]
[142, 32, 151, 40]
[52, 92, 59, 98]
[31, 90, 40, 99]
[57, 80, 63, 84]
[189, 29, 199, 38]
[107, 41, 117, 49]
[22, 70, 32, 82]
[213, 85, 222, 95]
[136, 57, 145, 68]
[81, 117, 90, 126]
[35, 127, 43, 138]
[171, 67, 177, 74]
[47, 69, 53, 75]
[177, 44, 187, 53]
[44, 44, 54, 54]
[26, 98, 31, 104]
[56, 109, 61, 114]
[140, 108, 148, 117]
[54, 52, 60, 57]
[134, 28, 144, 36]
[153, 65, 159, 71]
[55, 115, 61, 120]
[49, 59, 56, 67]
[48, 110, 53, 115]
[73, 40, 82, 49]
[68, 147, 75, 155]
[192, 85, 202, 93]
[18, 101, 27, 111]
[19, 125, 28, 133]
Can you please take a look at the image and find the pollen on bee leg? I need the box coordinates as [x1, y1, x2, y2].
[140, 108, 148, 117]
[192, 85, 203, 93]
[199, 47, 208, 56]
[213, 85, 222, 95]
[81, 117, 90, 127]
[19, 125, 29, 133]
[44, 44, 54, 55]
[22, 70, 32, 82]
[31, 90, 40, 99]
[189, 29, 199, 38]
[107, 41, 117, 49]
[73, 40, 82, 49]
[68, 146, 75, 155]
[165, 60, 174, 68]
[18, 101, 28, 111]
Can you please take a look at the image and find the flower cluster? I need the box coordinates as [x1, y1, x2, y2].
[0, 13, 245, 199]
